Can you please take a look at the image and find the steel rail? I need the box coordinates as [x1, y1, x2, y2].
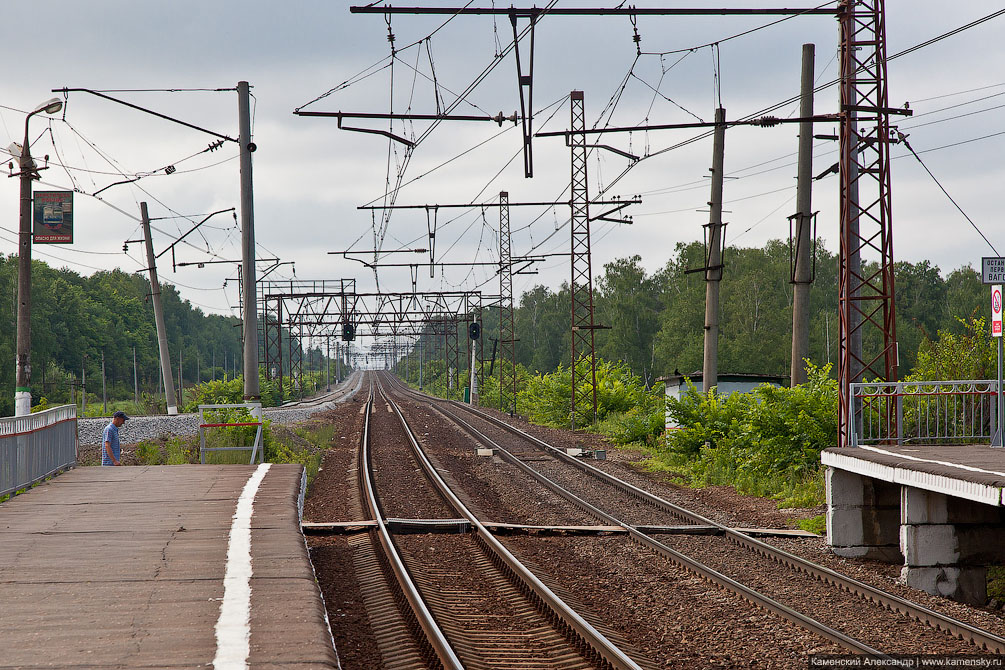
[412, 387, 885, 657]
[374, 372, 644, 670]
[266, 371, 364, 410]
[388, 375, 1005, 654]
[359, 377, 465, 670]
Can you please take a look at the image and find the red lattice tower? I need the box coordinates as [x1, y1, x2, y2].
[838, 0, 899, 446]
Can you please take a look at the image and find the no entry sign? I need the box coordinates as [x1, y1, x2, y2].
[993, 285, 1003, 337]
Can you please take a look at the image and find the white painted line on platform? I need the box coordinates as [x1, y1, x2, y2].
[213, 463, 271, 670]
[858, 445, 1005, 478]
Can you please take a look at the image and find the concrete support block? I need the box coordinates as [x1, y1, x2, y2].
[902, 523, 1005, 566]
[901, 487, 1002, 525]
[900, 524, 959, 566]
[900, 565, 987, 606]
[826, 468, 902, 562]
[827, 467, 899, 507]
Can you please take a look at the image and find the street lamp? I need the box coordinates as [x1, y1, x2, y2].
[13, 97, 63, 416]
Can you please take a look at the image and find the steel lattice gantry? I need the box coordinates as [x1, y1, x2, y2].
[498, 191, 518, 415]
[838, 0, 901, 447]
[260, 281, 483, 392]
[569, 91, 599, 428]
[259, 279, 356, 394]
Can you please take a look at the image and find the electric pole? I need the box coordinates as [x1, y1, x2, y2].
[499, 191, 517, 415]
[238, 81, 260, 402]
[702, 107, 727, 392]
[790, 44, 815, 386]
[101, 350, 107, 415]
[140, 202, 178, 415]
[133, 346, 139, 404]
[569, 90, 599, 428]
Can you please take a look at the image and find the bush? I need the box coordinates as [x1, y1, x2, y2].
[521, 358, 658, 430]
[651, 362, 837, 508]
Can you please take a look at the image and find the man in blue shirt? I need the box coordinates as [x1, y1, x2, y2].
[102, 411, 129, 466]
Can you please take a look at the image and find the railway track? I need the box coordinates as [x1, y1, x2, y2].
[379, 372, 1005, 657]
[345, 373, 653, 669]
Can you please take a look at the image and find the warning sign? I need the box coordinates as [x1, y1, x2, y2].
[993, 285, 1003, 337]
[32, 190, 73, 244]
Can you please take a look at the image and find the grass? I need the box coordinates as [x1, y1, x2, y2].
[128, 421, 329, 490]
[796, 514, 826, 535]
[988, 566, 1005, 602]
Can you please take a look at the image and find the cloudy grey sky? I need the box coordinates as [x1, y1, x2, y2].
[2, 2, 1003, 329]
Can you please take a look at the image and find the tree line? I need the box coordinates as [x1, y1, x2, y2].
[2, 236, 986, 416]
[505, 238, 985, 384]
[0, 255, 244, 416]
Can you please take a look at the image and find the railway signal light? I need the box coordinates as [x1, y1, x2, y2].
[342, 323, 355, 341]
[468, 322, 481, 340]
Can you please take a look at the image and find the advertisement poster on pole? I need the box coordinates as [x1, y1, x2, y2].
[32, 190, 73, 244]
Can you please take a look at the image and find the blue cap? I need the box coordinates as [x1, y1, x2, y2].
[113, 411, 129, 420]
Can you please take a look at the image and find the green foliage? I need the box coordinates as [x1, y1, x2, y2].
[797, 514, 826, 535]
[988, 566, 1005, 601]
[126, 436, 197, 465]
[184, 378, 245, 412]
[198, 407, 267, 464]
[652, 363, 837, 508]
[267, 424, 327, 488]
[0, 256, 244, 416]
[166, 437, 196, 465]
[908, 316, 996, 381]
[476, 360, 531, 412]
[520, 358, 663, 435]
[135, 441, 161, 465]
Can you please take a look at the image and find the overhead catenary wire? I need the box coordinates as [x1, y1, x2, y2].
[335, 4, 1005, 302]
[897, 131, 1000, 256]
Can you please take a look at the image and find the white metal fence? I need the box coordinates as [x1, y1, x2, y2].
[849, 380, 998, 446]
[0, 405, 77, 498]
[198, 403, 263, 464]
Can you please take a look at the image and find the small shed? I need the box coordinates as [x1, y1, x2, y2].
[657, 371, 788, 431]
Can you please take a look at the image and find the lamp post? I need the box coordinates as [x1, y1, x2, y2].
[13, 97, 63, 416]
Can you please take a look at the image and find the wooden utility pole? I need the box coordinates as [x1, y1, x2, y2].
[790, 44, 816, 386]
[702, 107, 727, 392]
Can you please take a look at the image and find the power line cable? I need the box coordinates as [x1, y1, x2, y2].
[897, 130, 1000, 255]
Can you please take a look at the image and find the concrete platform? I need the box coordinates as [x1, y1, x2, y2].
[822, 444, 1005, 605]
[822, 444, 1005, 506]
[0, 464, 340, 669]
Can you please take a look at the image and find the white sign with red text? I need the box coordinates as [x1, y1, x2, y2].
[993, 285, 1003, 337]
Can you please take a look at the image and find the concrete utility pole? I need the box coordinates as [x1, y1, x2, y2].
[133, 346, 139, 404]
[101, 350, 107, 414]
[178, 350, 183, 407]
[702, 107, 727, 392]
[238, 81, 260, 402]
[140, 202, 178, 415]
[790, 43, 816, 386]
[14, 97, 64, 416]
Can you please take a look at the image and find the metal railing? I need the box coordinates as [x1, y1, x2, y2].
[198, 403, 263, 464]
[1, 405, 77, 498]
[849, 380, 998, 446]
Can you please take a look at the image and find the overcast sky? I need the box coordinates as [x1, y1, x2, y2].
[2, 2, 1003, 335]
